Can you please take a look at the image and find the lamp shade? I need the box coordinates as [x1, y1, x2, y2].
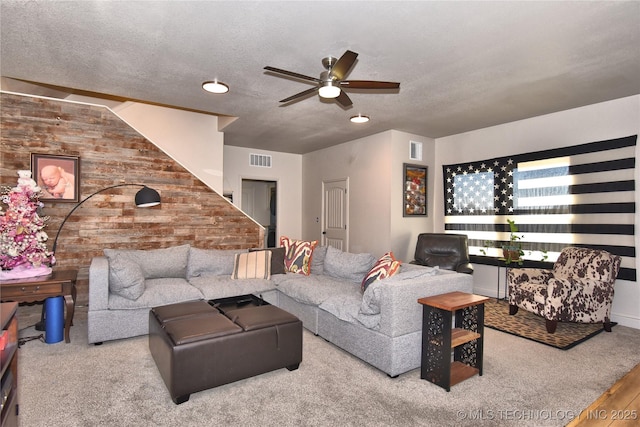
[318, 83, 341, 99]
[135, 186, 161, 207]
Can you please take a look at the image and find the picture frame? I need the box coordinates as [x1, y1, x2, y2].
[403, 163, 427, 216]
[31, 154, 80, 202]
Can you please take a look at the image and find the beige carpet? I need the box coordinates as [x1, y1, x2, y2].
[484, 299, 607, 350]
[13, 303, 640, 426]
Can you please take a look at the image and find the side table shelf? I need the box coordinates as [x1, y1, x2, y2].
[1, 302, 19, 427]
[418, 291, 489, 392]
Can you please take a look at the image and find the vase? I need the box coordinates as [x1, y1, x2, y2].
[501, 247, 521, 263]
[0, 264, 52, 281]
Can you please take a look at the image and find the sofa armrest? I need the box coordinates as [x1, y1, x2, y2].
[377, 269, 473, 338]
[89, 256, 110, 311]
[507, 267, 554, 286]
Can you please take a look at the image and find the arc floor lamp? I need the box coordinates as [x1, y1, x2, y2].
[35, 183, 160, 331]
[51, 183, 161, 254]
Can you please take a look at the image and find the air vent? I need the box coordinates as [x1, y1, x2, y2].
[410, 141, 423, 161]
[250, 153, 272, 168]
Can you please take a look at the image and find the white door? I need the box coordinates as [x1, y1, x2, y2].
[322, 179, 348, 250]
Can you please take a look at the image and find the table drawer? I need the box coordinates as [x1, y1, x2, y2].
[2, 283, 63, 297]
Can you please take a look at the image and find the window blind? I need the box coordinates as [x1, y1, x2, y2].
[443, 135, 636, 281]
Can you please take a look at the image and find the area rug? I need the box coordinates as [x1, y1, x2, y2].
[484, 299, 611, 350]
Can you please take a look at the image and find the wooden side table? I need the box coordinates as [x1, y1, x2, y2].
[417, 291, 489, 391]
[0, 270, 77, 343]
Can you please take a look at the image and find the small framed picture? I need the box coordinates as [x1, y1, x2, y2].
[31, 154, 80, 202]
[403, 163, 427, 216]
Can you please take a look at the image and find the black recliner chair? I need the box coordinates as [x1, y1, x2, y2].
[411, 233, 473, 274]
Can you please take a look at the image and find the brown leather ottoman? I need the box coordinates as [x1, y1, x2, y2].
[149, 297, 302, 404]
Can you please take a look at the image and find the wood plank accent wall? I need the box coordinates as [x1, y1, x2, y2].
[0, 93, 263, 305]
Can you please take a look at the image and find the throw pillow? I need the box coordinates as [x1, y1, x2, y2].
[361, 252, 401, 292]
[310, 246, 328, 275]
[249, 247, 286, 275]
[279, 236, 318, 276]
[231, 250, 272, 280]
[108, 253, 146, 300]
[187, 247, 247, 278]
[323, 245, 377, 283]
[104, 244, 190, 279]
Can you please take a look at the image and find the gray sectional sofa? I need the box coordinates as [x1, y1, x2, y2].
[88, 244, 473, 377]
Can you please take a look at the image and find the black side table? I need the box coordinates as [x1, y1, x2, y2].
[418, 291, 489, 391]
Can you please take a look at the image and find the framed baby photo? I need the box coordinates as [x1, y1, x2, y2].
[31, 153, 80, 202]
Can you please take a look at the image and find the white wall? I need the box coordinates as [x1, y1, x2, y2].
[223, 146, 302, 244]
[110, 101, 224, 192]
[435, 95, 640, 328]
[302, 131, 393, 256]
[390, 131, 435, 261]
[65, 95, 225, 193]
[301, 130, 435, 261]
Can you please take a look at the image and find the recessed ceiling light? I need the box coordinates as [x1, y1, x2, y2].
[350, 114, 370, 124]
[202, 80, 229, 94]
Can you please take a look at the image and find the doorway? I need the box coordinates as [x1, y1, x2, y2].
[241, 179, 277, 247]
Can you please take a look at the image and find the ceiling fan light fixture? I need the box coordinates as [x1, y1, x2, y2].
[318, 82, 341, 99]
[350, 114, 370, 124]
[202, 80, 229, 94]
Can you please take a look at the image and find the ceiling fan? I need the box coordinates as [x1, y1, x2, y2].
[264, 50, 400, 108]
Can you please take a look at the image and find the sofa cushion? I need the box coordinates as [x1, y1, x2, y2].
[323, 246, 377, 283]
[104, 245, 190, 279]
[187, 247, 247, 278]
[249, 247, 285, 275]
[361, 252, 401, 292]
[384, 263, 440, 282]
[276, 274, 358, 306]
[319, 292, 362, 324]
[280, 236, 317, 276]
[360, 263, 440, 316]
[320, 292, 382, 331]
[310, 246, 328, 275]
[108, 278, 203, 310]
[108, 253, 146, 300]
[232, 251, 272, 280]
[361, 279, 383, 315]
[188, 275, 276, 300]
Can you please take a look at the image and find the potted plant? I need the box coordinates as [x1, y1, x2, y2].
[479, 240, 492, 256]
[501, 219, 524, 265]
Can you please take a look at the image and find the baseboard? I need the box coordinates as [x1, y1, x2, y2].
[611, 313, 640, 330]
[473, 284, 500, 300]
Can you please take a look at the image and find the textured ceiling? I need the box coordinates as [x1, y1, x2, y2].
[1, 1, 639, 154]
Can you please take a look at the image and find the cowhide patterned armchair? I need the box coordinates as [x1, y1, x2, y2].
[507, 247, 621, 333]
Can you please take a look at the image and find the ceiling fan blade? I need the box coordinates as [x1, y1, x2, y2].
[279, 86, 319, 103]
[264, 66, 321, 83]
[330, 50, 358, 80]
[340, 80, 400, 89]
[335, 90, 353, 107]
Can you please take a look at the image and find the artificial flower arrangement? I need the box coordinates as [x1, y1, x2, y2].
[0, 170, 53, 279]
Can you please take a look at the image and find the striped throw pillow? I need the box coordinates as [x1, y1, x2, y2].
[231, 250, 272, 280]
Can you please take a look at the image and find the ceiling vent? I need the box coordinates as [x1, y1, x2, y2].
[250, 153, 272, 168]
[410, 141, 423, 161]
